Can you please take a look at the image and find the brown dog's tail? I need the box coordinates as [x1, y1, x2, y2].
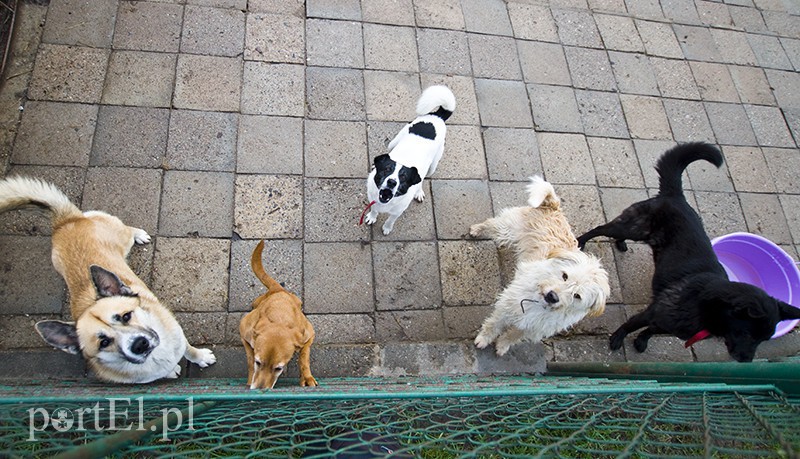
[0, 176, 82, 228]
[251, 240, 285, 298]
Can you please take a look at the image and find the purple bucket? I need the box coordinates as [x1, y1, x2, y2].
[711, 232, 800, 338]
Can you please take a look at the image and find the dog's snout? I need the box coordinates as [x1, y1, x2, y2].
[379, 188, 393, 203]
[544, 291, 559, 304]
[130, 336, 151, 355]
[386, 178, 397, 189]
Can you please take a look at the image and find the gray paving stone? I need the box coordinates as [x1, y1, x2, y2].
[305, 120, 367, 178]
[42, 0, 116, 47]
[633, 139, 679, 189]
[748, 34, 793, 71]
[705, 102, 757, 146]
[373, 241, 442, 311]
[309, 313, 375, 344]
[113, 1, 182, 52]
[552, 336, 626, 362]
[12, 101, 97, 167]
[244, 12, 303, 63]
[527, 84, 583, 133]
[416, 29, 470, 76]
[182, 5, 246, 57]
[0, 350, 86, 379]
[175, 312, 227, 345]
[367, 120, 405, 158]
[468, 34, 521, 80]
[166, 110, 237, 172]
[636, 20, 683, 59]
[662, 99, 715, 143]
[599, 187, 649, 226]
[306, 67, 365, 121]
[538, 133, 596, 185]
[159, 171, 235, 237]
[303, 242, 373, 313]
[780, 194, 800, 244]
[624, 336, 694, 362]
[729, 4, 768, 32]
[194, 0, 248, 9]
[439, 240, 501, 306]
[412, 0, 465, 30]
[551, 0, 589, 8]
[739, 193, 793, 245]
[674, 25, 721, 62]
[696, 1, 734, 27]
[625, 0, 664, 20]
[745, 104, 796, 148]
[91, 106, 168, 169]
[460, 0, 512, 36]
[564, 46, 616, 91]
[684, 148, 733, 192]
[306, 19, 363, 68]
[729, 65, 776, 106]
[101, 51, 176, 108]
[234, 174, 302, 239]
[310, 344, 376, 377]
[0, 314, 61, 350]
[518, 41, 571, 86]
[781, 38, 800, 71]
[474, 79, 533, 128]
[152, 237, 231, 312]
[432, 179, 492, 240]
[364, 24, 418, 73]
[487, 181, 529, 220]
[175, 55, 242, 112]
[364, 70, 420, 122]
[690, 62, 740, 103]
[27, 44, 107, 103]
[553, 9, 603, 48]
[375, 342, 475, 376]
[432, 125, 486, 180]
[228, 239, 303, 313]
[595, 14, 645, 53]
[723, 146, 776, 193]
[82, 167, 162, 235]
[651, 57, 700, 100]
[571, 303, 626, 335]
[662, 0, 702, 24]
[763, 147, 800, 194]
[304, 178, 368, 242]
[442, 305, 492, 340]
[762, 10, 800, 39]
[613, 242, 654, 305]
[575, 90, 629, 138]
[507, 3, 559, 42]
[587, 138, 644, 188]
[620, 95, 672, 140]
[483, 128, 541, 181]
[609, 52, 659, 96]
[237, 115, 304, 174]
[376, 310, 447, 342]
[694, 191, 747, 239]
[361, 0, 414, 25]
[306, 0, 362, 20]
[766, 69, 800, 109]
[0, 236, 65, 314]
[710, 28, 757, 65]
[241, 62, 304, 116]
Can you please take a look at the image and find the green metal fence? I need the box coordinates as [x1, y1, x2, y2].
[1, 376, 798, 458]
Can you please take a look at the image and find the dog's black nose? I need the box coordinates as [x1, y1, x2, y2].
[544, 291, 559, 304]
[386, 179, 397, 189]
[130, 336, 150, 355]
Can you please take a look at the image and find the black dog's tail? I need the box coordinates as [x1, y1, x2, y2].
[656, 142, 723, 197]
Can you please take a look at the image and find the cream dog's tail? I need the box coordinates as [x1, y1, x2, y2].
[250, 240, 286, 299]
[416, 85, 456, 121]
[526, 176, 560, 210]
[0, 176, 82, 228]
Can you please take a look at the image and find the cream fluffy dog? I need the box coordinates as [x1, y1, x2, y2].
[470, 176, 610, 356]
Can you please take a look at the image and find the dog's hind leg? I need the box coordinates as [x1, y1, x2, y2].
[185, 345, 217, 368]
[609, 310, 651, 351]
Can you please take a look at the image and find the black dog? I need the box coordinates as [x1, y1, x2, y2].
[577, 142, 800, 362]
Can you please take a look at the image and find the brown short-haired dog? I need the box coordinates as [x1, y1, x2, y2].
[240, 240, 317, 390]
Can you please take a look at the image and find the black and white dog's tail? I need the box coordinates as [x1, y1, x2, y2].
[416, 85, 456, 121]
[656, 142, 723, 198]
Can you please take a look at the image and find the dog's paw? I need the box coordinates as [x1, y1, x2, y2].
[381, 222, 394, 235]
[414, 188, 425, 202]
[633, 335, 649, 353]
[166, 365, 181, 379]
[495, 344, 510, 357]
[133, 229, 151, 245]
[364, 212, 377, 226]
[609, 330, 626, 351]
[474, 334, 490, 349]
[614, 239, 629, 252]
[300, 375, 318, 387]
[193, 348, 217, 368]
[469, 224, 483, 238]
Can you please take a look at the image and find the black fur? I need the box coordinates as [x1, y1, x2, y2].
[577, 142, 800, 362]
[409, 121, 436, 140]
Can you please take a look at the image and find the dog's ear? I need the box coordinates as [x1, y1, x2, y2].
[403, 166, 422, 187]
[35, 320, 80, 354]
[91, 265, 136, 298]
[373, 154, 394, 171]
[778, 301, 800, 320]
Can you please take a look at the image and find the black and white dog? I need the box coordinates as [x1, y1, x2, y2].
[364, 85, 456, 235]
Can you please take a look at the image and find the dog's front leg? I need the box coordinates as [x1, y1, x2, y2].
[242, 339, 255, 385]
[297, 340, 318, 387]
[494, 326, 524, 356]
[382, 212, 401, 235]
[609, 310, 651, 351]
[475, 313, 503, 350]
[184, 345, 217, 368]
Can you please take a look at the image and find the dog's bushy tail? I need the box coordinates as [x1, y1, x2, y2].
[0, 176, 82, 228]
[416, 85, 456, 121]
[526, 176, 560, 210]
[251, 240, 286, 299]
[656, 142, 723, 197]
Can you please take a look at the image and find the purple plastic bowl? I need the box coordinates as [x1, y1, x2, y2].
[711, 232, 800, 339]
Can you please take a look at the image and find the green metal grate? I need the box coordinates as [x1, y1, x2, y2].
[1, 376, 798, 458]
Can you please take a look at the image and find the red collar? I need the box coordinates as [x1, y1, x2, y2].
[684, 329, 711, 348]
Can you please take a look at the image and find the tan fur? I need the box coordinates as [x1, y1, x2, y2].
[0, 176, 215, 383]
[240, 240, 317, 390]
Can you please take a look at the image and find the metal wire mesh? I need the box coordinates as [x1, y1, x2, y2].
[1, 376, 798, 458]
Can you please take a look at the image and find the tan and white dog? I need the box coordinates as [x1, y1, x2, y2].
[470, 176, 610, 356]
[240, 240, 317, 390]
[0, 176, 216, 383]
